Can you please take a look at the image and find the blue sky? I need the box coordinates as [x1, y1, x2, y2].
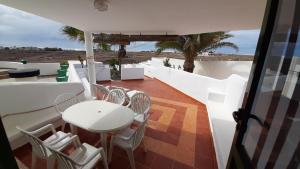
[0, 4, 260, 55]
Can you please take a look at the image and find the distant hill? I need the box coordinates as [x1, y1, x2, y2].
[0, 49, 253, 63]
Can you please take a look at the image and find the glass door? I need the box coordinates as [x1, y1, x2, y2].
[227, 0, 300, 168]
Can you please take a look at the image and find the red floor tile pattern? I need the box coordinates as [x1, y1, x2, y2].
[13, 77, 217, 169]
[146, 103, 185, 145]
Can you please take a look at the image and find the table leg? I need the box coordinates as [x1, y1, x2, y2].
[70, 124, 77, 135]
[100, 133, 108, 155]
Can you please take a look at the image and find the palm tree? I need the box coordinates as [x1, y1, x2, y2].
[155, 32, 238, 73]
[62, 26, 112, 51]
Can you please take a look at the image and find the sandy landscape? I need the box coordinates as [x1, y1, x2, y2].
[0, 49, 253, 63]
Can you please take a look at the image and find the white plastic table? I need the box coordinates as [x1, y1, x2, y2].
[62, 100, 134, 154]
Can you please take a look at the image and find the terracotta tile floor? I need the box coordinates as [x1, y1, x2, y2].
[13, 77, 217, 169]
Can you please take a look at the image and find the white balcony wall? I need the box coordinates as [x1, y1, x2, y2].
[143, 60, 248, 169]
[23, 63, 60, 76]
[0, 61, 60, 76]
[121, 64, 144, 80]
[0, 61, 23, 69]
[0, 82, 86, 149]
[68, 61, 111, 99]
[151, 65, 226, 103]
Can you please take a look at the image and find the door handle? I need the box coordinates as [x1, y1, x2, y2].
[233, 108, 266, 128]
[249, 114, 264, 127]
[233, 108, 246, 123]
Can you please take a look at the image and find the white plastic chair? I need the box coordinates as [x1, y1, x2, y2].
[16, 124, 72, 169]
[128, 92, 151, 124]
[54, 93, 79, 132]
[106, 89, 126, 105]
[92, 83, 110, 100]
[109, 86, 131, 105]
[47, 135, 109, 169]
[109, 85, 131, 92]
[126, 90, 139, 98]
[109, 116, 149, 169]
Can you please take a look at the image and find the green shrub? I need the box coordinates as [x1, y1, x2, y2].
[163, 58, 171, 67]
[109, 59, 119, 71]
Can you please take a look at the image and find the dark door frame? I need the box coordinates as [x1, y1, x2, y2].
[0, 117, 19, 169]
[227, 0, 280, 168]
[0, 0, 284, 169]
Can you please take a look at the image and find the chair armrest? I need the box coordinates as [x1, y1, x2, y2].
[143, 107, 151, 115]
[48, 133, 72, 147]
[59, 135, 82, 149]
[144, 113, 151, 120]
[28, 124, 56, 136]
[110, 86, 130, 92]
[126, 90, 138, 98]
[116, 129, 136, 141]
[71, 135, 82, 148]
[127, 101, 131, 108]
[116, 134, 134, 141]
[76, 147, 102, 166]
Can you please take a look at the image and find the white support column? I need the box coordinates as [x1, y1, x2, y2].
[84, 31, 96, 97]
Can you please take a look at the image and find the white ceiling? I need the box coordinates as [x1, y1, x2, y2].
[0, 0, 267, 35]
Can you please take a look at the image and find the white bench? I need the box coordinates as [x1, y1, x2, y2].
[206, 74, 247, 169]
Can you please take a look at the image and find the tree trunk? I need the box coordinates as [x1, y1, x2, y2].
[183, 52, 196, 73]
[118, 45, 126, 76]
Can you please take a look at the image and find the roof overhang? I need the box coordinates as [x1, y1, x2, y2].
[1, 0, 267, 35]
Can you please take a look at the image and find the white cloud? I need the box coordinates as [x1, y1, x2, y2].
[0, 4, 84, 49]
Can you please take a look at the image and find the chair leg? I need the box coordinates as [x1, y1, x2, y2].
[46, 155, 55, 169]
[142, 140, 147, 153]
[126, 149, 136, 169]
[31, 153, 38, 169]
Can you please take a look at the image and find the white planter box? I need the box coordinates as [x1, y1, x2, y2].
[121, 64, 144, 80]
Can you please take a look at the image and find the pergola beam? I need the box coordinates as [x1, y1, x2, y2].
[93, 34, 179, 45]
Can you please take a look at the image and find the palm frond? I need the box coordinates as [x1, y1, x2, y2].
[155, 41, 183, 54]
[98, 43, 112, 51]
[61, 26, 84, 42]
[219, 33, 234, 40]
[183, 37, 192, 50]
[203, 42, 239, 52]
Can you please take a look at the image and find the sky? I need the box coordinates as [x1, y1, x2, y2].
[0, 4, 260, 55]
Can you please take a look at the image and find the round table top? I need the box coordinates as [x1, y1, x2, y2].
[62, 100, 134, 133]
[8, 68, 40, 78]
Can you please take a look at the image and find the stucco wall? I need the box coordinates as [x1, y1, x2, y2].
[151, 58, 253, 79]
